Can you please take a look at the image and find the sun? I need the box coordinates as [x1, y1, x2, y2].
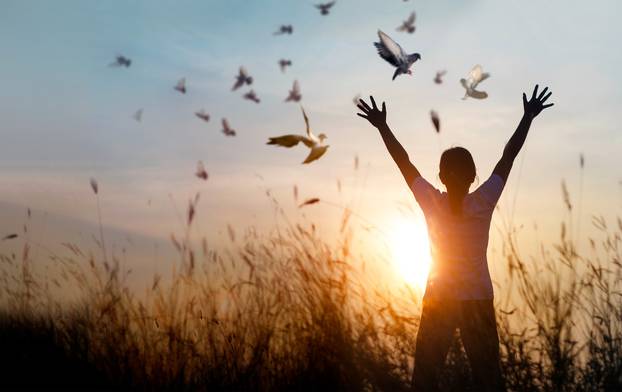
[388, 217, 432, 290]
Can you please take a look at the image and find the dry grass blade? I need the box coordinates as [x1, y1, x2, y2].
[298, 197, 320, 208]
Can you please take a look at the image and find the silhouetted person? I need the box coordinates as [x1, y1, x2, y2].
[356, 85, 554, 392]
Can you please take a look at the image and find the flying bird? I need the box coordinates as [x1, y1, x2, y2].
[285, 80, 302, 102]
[133, 109, 143, 122]
[460, 65, 490, 100]
[274, 25, 293, 35]
[315, 1, 336, 15]
[174, 78, 187, 94]
[278, 59, 292, 73]
[243, 90, 260, 103]
[267, 107, 329, 164]
[109, 55, 131, 67]
[222, 118, 236, 137]
[232, 67, 253, 91]
[434, 70, 447, 84]
[195, 161, 208, 180]
[373, 30, 421, 80]
[195, 109, 210, 122]
[396, 12, 416, 33]
[430, 110, 440, 133]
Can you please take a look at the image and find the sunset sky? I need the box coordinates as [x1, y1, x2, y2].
[1, 0, 621, 288]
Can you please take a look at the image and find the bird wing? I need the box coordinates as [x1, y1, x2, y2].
[460, 78, 469, 90]
[222, 118, 229, 129]
[375, 30, 405, 66]
[406, 12, 416, 24]
[293, 80, 300, 94]
[302, 145, 328, 164]
[468, 65, 483, 83]
[239, 67, 248, 78]
[468, 89, 488, 99]
[267, 135, 313, 148]
[301, 106, 313, 140]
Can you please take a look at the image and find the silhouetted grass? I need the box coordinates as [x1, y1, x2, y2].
[1, 194, 621, 391]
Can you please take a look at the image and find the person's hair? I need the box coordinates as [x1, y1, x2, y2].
[439, 147, 476, 188]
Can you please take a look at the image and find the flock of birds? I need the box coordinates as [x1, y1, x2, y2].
[109, 1, 492, 181]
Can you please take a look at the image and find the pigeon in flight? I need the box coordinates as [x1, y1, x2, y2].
[430, 110, 440, 133]
[267, 107, 329, 164]
[374, 30, 421, 80]
[243, 90, 260, 103]
[195, 109, 210, 122]
[174, 78, 187, 94]
[434, 70, 447, 84]
[460, 65, 490, 99]
[222, 118, 236, 137]
[232, 67, 253, 91]
[278, 59, 292, 73]
[110, 55, 131, 67]
[315, 1, 336, 15]
[133, 109, 143, 122]
[396, 12, 416, 33]
[195, 161, 208, 180]
[274, 25, 293, 35]
[285, 80, 302, 102]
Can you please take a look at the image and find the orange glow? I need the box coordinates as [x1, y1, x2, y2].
[388, 217, 432, 290]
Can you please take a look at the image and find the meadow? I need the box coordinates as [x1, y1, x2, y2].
[1, 190, 621, 391]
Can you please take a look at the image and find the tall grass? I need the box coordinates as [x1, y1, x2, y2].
[1, 193, 622, 391]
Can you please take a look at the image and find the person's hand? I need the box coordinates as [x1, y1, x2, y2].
[357, 96, 387, 129]
[523, 84, 554, 118]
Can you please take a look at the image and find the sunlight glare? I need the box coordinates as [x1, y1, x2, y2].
[388, 217, 432, 290]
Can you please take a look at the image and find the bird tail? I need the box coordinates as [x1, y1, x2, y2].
[392, 69, 401, 81]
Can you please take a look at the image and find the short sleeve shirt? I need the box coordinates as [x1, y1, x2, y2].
[411, 174, 505, 300]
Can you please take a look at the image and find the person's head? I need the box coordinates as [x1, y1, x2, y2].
[439, 147, 476, 193]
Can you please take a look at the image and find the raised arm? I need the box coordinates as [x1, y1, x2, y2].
[357, 96, 420, 186]
[493, 85, 554, 182]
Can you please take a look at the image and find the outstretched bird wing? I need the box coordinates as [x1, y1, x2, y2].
[267, 135, 314, 148]
[405, 12, 416, 25]
[301, 106, 313, 141]
[302, 145, 328, 164]
[374, 30, 405, 67]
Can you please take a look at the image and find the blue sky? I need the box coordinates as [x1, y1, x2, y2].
[1, 0, 621, 285]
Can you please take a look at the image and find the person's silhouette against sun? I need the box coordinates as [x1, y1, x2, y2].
[357, 85, 553, 392]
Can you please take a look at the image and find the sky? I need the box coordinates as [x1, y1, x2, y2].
[1, 0, 621, 289]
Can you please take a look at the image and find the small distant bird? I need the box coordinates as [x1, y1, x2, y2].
[222, 118, 236, 137]
[430, 110, 440, 133]
[110, 55, 131, 67]
[174, 78, 187, 94]
[396, 12, 416, 34]
[434, 70, 447, 84]
[232, 67, 253, 91]
[2, 233, 18, 241]
[299, 197, 320, 208]
[267, 106, 329, 164]
[374, 30, 421, 80]
[243, 90, 260, 103]
[133, 109, 143, 122]
[278, 59, 292, 73]
[353, 94, 362, 106]
[195, 161, 208, 180]
[460, 65, 490, 100]
[285, 80, 302, 102]
[315, 1, 336, 15]
[274, 25, 293, 35]
[195, 109, 210, 122]
[580, 153, 585, 169]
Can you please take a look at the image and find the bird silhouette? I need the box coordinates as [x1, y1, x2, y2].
[374, 30, 421, 80]
[460, 65, 490, 99]
[222, 118, 236, 137]
[285, 80, 302, 102]
[232, 67, 253, 91]
[195, 161, 208, 180]
[267, 107, 329, 164]
[133, 109, 143, 122]
[278, 59, 292, 73]
[396, 12, 416, 33]
[274, 25, 293, 35]
[430, 110, 440, 133]
[434, 70, 447, 84]
[195, 110, 210, 122]
[315, 1, 336, 15]
[110, 55, 131, 67]
[243, 90, 260, 103]
[174, 78, 187, 94]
